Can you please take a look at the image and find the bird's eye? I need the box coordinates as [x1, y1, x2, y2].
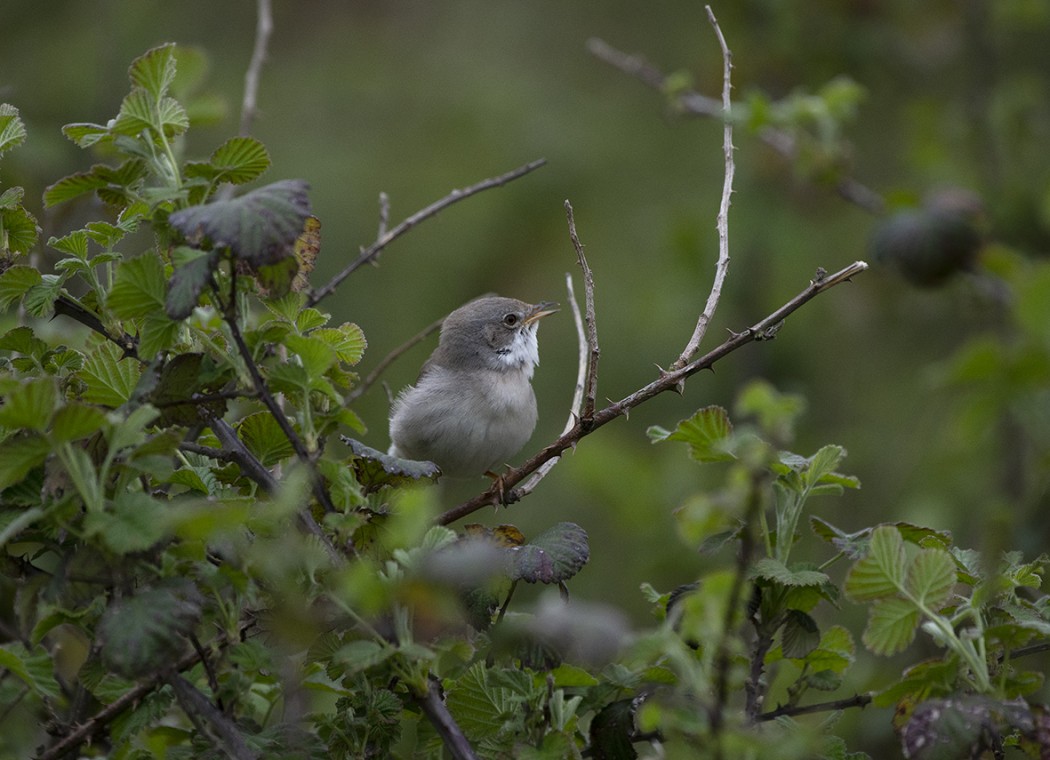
[502, 313, 519, 327]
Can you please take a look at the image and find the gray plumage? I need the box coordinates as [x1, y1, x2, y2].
[388, 296, 556, 477]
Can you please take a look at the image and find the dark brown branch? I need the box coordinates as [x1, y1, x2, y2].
[436, 261, 868, 526]
[52, 296, 137, 359]
[167, 674, 258, 760]
[586, 38, 886, 216]
[564, 200, 600, 422]
[154, 389, 259, 408]
[346, 315, 444, 403]
[413, 678, 478, 760]
[307, 158, 547, 307]
[758, 693, 873, 722]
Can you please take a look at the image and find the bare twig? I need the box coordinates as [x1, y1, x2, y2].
[586, 38, 886, 216]
[515, 203, 597, 500]
[673, 6, 734, 373]
[436, 261, 868, 525]
[239, 0, 273, 136]
[346, 315, 444, 403]
[377, 191, 391, 240]
[564, 200, 600, 421]
[307, 158, 547, 307]
[413, 678, 478, 760]
[758, 693, 874, 721]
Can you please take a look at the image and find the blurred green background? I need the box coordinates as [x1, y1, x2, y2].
[5, 0, 1050, 750]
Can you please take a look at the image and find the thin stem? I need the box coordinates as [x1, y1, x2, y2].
[307, 159, 547, 307]
[673, 5, 735, 372]
[239, 0, 273, 136]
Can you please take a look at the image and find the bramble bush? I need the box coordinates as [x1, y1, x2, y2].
[1, 41, 1050, 760]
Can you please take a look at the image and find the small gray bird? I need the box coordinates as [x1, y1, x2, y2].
[388, 296, 557, 477]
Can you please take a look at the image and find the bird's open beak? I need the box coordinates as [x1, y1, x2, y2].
[524, 301, 559, 325]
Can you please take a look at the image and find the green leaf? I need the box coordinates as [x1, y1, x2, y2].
[22, 274, 64, 318]
[138, 312, 180, 358]
[589, 699, 638, 760]
[647, 405, 734, 462]
[107, 405, 160, 455]
[238, 412, 295, 467]
[0, 325, 47, 356]
[84, 492, 168, 554]
[128, 43, 178, 99]
[333, 639, 395, 674]
[781, 609, 820, 658]
[108, 253, 167, 320]
[1, 207, 40, 254]
[165, 247, 218, 320]
[511, 522, 590, 584]
[313, 323, 367, 365]
[0, 103, 27, 156]
[50, 403, 107, 443]
[167, 179, 312, 265]
[205, 136, 271, 184]
[0, 642, 61, 699]
[343, 436, 441, 493]
[906, 549, 957, 609]
[61, 444, 103, 512]
[285, 334, 337, 376]
[751, 557, 831, 588]
[0, 377, 56, 431]
[61, 122, 111, 148]
[0, 265, 42, 310]
[44, 170, 108, 208]
[97, 582, 202, 678]
[863, 596, 920, 655]
[150, 353, 225, 426]
[805, 444, 846, 487]
[445, 662, 525, 740]
[0, 434, 49, 491]
[78, 341, 142, 407]
[735, 379, 806, 442]
[845, 525, 907, 601]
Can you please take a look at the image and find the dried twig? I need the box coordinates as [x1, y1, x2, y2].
[673, 6, 734, 373]
[239, 0, 273, 136]
[436, 261, 868, 525]
[586, 38, 886, 216]
[307, 159, 547, 307]
[564, 200, 600, 421]
[346, 315, 444, 403]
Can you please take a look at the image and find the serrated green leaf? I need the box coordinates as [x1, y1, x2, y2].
[0, 103, 27, 156]
[207, 136, 271, 184]
[168, 179, 312, 265]
[845, 525, 907, 601]
[510, 522, 589, 584]
[285, 334, 337, 376]
[313, 323, 367, 365]
[98, 582, 202, 678]
[0, 434, 49, 491]
[906, 549, 957, 609]
[61, 122, 111, 148]
[60, 443, 103, 511]
[84, 491, 168, 553]
[49, 403, 107, 443]
[165, 247, 218, 320]
[238, 411, 295, 467]
[137, 312, 179, 358]
[445, 662, 524, 740]
[44, 170, 108, 208]
[128, 44, 178, 99]
[78, 341, 142, 407]
[0, 265, 42, 310]
[751, 557, 831, 588]
[1, 206, 40, 254]
[0, 325, 47, 356]
[781, 609, 820, 658]
[863, 596, 920, 655]
[0, 377, 56, 431]
[648, 405, 735, 462]
[22, 274, 64, 318]
[109, 253, 167, 320]
[0, 642, 61, 699]
[107, 405, 160, 456]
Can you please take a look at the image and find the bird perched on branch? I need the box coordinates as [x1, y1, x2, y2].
[389, 296, 557, 478]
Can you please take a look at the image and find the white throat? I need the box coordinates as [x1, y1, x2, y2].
[495, 324, 540, 377]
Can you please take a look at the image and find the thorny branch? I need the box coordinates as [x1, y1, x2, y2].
[673, 5, 735, 373]
[412, 678, 479, 760]
[564, 200, 600, 422]
[586, 37, 886, 216]
[239, 0, 273, 136]
[436, 261, 868, 526]
[307, 158, 547, 307]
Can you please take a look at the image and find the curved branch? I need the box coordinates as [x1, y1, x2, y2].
[436, 261, 868, 526]
[307, 159, 547, 307]
[239, 0, 273, 136]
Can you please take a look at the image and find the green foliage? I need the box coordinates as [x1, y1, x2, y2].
[1, 37, 1049, 760]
